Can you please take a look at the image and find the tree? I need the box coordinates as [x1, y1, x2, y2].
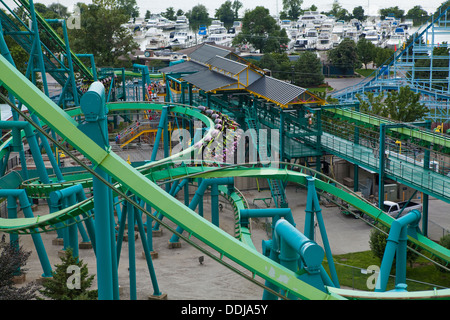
[434, 234, 450, 273]
[327, 38, 358, 69]
[357, 37, 376, 69]
[186, 4, 209, 25]
[0, 236, 40, 300]
[352, 6, 365, 21]
[68, 0, 139, 68]
[357, 86, 427, 122]
[406, 6, 429, 26]
[145, 10, 151, 19]
[384, 86, 428, 122]
[282, 0, 303, 20]
[292, 51, 324, 87]
[162, 7, 176, 21]
[328, 1, 350, 21]
[215, 1, 235, 25]
[117, 0, 139, 18]
[254, 52, 292, 80]
[373, 46, 395, 68]
[39, 248, 97, 300]
[379, 6, 405, 20]
[231, 0, 243, 19]
[233, 7, 289, 53]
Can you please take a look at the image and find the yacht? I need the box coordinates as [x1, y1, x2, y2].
[208, 20, 225, 34]
[332, 20, 345, 38]
[297, 11, 327, 28]
[146, 29, 169, 50]
[175, 16, 189, 29]
[319, 20, 334, 34]
[364, 29, 381, 46]
[385, 28, 407, 50]
[303, 28, 318, 49]
[343, 27, 360, 43]
[293, 38, 309, 51]
[169, 31, 195, 49]
[205, 34, 232, 47]
[316, 32, 333, 50]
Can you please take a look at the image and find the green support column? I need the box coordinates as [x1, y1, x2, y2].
[79, 82, 118, 300]
[422, 120, 431, 236]
[280, 109, 285, 168]
[378, 124, 386, 209]
[353, 105, 360, 192]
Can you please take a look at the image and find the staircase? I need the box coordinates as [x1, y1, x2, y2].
[244, 107, 288, 208]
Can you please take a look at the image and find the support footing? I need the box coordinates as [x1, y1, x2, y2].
[148, 293, 168, 300]
[168, 241, 181, 249]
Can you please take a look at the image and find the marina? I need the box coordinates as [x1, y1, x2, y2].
[124, 10, 423, 61]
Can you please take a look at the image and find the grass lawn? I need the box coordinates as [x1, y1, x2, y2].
[355, 68, 376, 77]
[323, 250, 450, 292]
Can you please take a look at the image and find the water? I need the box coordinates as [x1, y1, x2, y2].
[2, 0, 445, 18]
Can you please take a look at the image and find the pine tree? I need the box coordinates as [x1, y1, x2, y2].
[39, 248, 97, 300]
[0, 235, 40, 300]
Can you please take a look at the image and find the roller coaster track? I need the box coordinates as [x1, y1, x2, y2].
[0, 55, 450, 300]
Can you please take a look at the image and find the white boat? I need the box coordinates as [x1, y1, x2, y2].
[175, 16, 189, 29]
[343, 27, 360, 43]
[316, 33, 333, 50]
[169, 31, 195, 49]
[146, 29, 170, 50]
[332, 20, 345, 38]
[279, 19, 293, 30]
[319, 20, 334, 34]
[303, 28, 318, 49]
[293, 38, 309, 51]
[297, 11, 327, 28]
[208, 20, 225, 34]
[331, 33, 342, 47]
[365, 29, 381, 46]
[205, 34, 232, 47]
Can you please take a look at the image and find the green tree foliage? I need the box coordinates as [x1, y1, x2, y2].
[231, 0, 243, 20]
[292, 51, 324, 87]
[352, 6, 365, 21]
[434, 234, 450, 273]
[384, 86, 428, 122]
[186, 4, 209, 25]
[0, 237, 40, 300]
[162, 7, 176, 21]
[357, 86, 427, 122]
[39, 248, 97, 300]
[356, 37, 376, 69]
[233, 6, 289, 53]
[68, 0, 138, 68]
[406, 5, 429, 26]
[327, 1, 350, 21]
[379, 6, 405, 20]
[373, 46, 395, 68]
[253, 52, 292, 80]
[327, 38, 358, 68]
[117, 0, 139, 18]
[215, 1, 235, 24]
[281, 0, 303, 20]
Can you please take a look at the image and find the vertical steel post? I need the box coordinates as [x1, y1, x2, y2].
[79, 82, 117, 300]
[378, 123, 386, 209]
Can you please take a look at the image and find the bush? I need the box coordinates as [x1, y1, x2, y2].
[434, 234, 450, 273]
[39, 248, 97, 300]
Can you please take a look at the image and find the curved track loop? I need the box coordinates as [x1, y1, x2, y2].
[0, 56, 449, 300]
